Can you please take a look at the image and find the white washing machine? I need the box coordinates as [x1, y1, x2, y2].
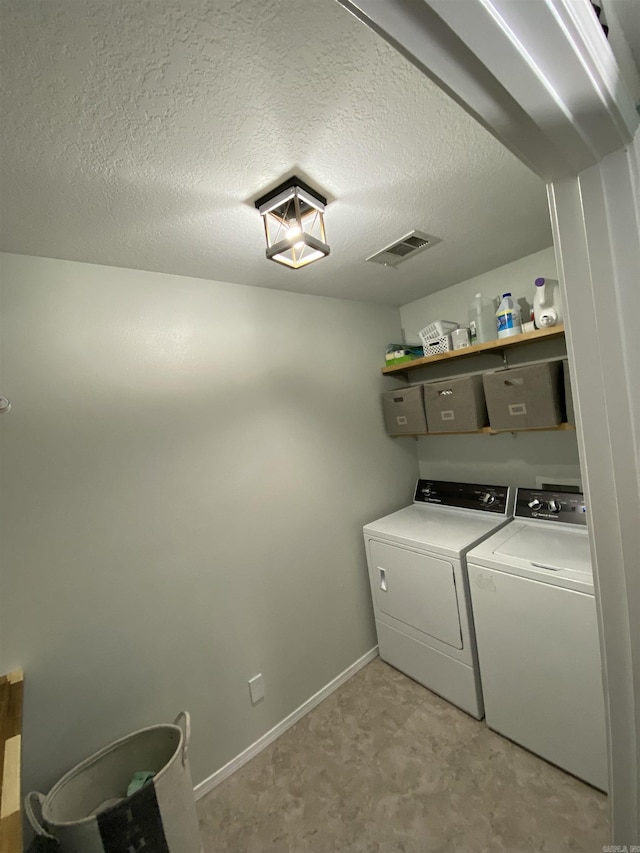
[467, 487, 607, 790]
[363, 479, 513, 719]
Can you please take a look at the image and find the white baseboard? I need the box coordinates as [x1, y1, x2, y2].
[193, 646, 379, 801]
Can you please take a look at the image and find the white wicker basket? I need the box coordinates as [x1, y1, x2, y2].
[418, 320, 459, 345]
[422, 335, 453, 357]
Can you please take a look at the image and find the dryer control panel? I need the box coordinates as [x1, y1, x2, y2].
[515, 488, 587, 525]
[413, 479, 510, 514]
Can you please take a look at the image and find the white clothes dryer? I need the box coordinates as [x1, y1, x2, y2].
[467, 488, 607, 790]
[363, 479, 513, 719]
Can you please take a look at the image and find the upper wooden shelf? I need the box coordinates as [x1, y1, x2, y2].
[390, 422, 576, 437]
[382, 325, 566, 376]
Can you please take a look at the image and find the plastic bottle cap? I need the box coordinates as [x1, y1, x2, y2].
[535, 278, 545, 286]
[475, 292, 482, 298]
[503, 292, 511, 297]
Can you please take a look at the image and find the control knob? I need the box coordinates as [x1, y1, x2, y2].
[547, 500, 562, 513]
[480, 493, 496, 506]
[528, 498, 542, 510]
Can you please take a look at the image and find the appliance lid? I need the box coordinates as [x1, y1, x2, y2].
[364, 503, 511, 557]
[493, 524, 592, 575]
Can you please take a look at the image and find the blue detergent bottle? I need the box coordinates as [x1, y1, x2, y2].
[496, 292, 523, 339]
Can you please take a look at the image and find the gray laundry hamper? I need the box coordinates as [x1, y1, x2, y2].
[25, 711, 203, 853]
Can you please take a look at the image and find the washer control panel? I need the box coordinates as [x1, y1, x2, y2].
[515, 488, 587, 525]
[414, 479, 509, 514]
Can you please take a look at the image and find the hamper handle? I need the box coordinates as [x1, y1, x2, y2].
[24, 791, 56, 840]
[173, 711, 191, 765]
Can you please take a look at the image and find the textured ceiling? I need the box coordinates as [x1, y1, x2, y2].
[0, 0, 552, 306]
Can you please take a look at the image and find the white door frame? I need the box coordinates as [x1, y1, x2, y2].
[339, 0, 640, 843]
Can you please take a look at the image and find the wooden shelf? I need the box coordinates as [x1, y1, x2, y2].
[382, 325, 565, 376]
[391, 423, 575, 437]
[0, 670, 23, 853]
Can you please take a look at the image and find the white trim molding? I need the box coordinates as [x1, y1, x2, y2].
[194, 647, 379, 801]
[548, 143, 640, 844]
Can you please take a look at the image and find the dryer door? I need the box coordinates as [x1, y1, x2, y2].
[369, 540, 463, 649]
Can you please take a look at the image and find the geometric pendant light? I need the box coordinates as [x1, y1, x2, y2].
[254, 176, 329, 269]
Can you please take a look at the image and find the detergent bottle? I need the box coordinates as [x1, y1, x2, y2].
[496, 293, 522, 339]
[533, 277, 563, 328]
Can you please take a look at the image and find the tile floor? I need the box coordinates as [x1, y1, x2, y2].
[197, 657, 609, 853]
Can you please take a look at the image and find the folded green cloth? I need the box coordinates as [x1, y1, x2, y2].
[127, 771, 155, 797]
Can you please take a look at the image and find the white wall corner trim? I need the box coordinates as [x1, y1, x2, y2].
[193, 647, 379, 802]
[547, 151, 640, 845]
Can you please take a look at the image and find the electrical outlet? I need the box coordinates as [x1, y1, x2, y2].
[248, 674, 265, 705]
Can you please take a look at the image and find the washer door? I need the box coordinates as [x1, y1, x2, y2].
[369, 540, 463, 649]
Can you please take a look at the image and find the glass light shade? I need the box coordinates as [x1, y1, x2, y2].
[255, 177, 329, 269]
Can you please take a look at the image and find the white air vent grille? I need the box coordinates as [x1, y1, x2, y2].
[366, 230, 441, 266]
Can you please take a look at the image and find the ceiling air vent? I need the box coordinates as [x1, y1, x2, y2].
[366, 230, 441, 267]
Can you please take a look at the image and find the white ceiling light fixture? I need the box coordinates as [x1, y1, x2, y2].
[254, 176, 329, 270]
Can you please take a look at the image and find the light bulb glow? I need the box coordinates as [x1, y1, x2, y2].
[255, 176, 329, 269]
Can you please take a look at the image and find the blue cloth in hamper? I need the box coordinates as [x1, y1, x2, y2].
[126, 771, 155, 797]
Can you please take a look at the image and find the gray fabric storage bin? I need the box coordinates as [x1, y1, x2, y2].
[563, 359, 575, 425]
[483, 360, 563, 430]
[423, 374, 488, 432]
[26, 712, 202, 853]
[381, 385, 427, 435]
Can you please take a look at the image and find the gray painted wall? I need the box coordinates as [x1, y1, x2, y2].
[398, 247, 583, 488]
[0, 252, 417, 795]
[400, 246, 558, 342]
